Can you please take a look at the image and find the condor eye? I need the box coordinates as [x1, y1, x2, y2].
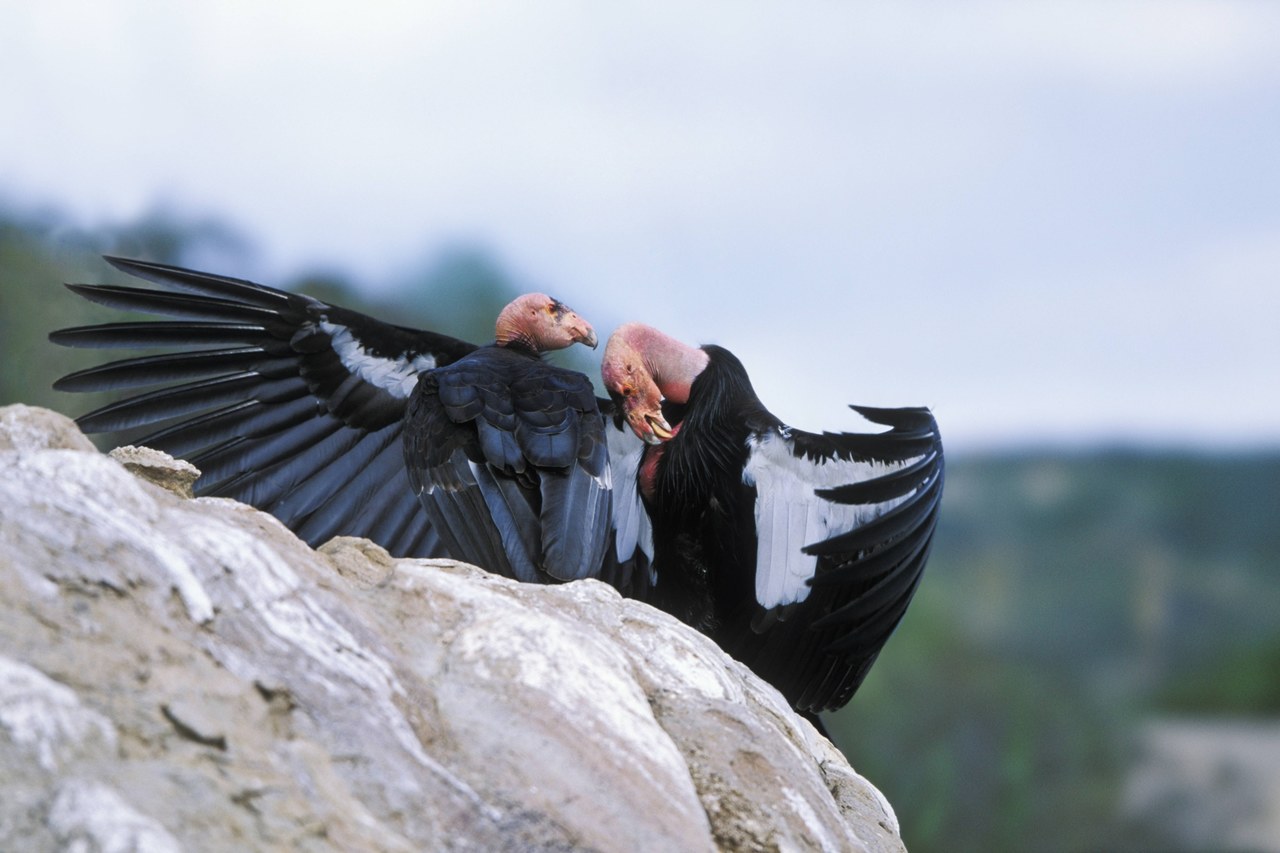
[621, 385, 634, 397]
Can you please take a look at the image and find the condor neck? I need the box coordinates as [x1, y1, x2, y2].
[494, 294, 558, 353]
[494, 329, 540, 352]
[494, 309, 540, 352]
[625, 324, 709, 404]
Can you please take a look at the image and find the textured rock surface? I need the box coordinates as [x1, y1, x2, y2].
[0, 404, 905, 853]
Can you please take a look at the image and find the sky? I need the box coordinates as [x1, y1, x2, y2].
[2, 1, 1278, 450]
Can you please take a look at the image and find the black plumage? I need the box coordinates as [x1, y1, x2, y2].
[626, 344, 943, 714]
[403, 343, 613, 583]
[50, 257, 645, 580]
[51, 257, 481, 558]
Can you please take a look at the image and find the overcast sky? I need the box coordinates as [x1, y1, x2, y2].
[2, 2, 1278, 450]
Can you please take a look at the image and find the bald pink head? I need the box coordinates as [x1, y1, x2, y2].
[601, 322, 709, 444]
[494, 293, 598, 352]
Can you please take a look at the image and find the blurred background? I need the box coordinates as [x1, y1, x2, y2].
[3, 3, 1278, 850]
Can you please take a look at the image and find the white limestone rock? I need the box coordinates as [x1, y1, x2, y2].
[0, 404, 905, 853]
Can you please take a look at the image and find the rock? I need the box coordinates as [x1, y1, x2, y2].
[0, 404, 96, 452]
[319, 536, 399, 587]
[0, 403, 906, 852]
[109, 445, 202, 499]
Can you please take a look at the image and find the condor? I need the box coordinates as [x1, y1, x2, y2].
[602, 323, 944, 714]
[50, 257, 651, 587]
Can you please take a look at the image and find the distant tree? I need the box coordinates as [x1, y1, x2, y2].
[0, 203, 255, 414]
[1157, 639, 1280, 715]
[102, 206, 253, 267]
[390, 245, 521, 344]
[0, 208, 116, 412]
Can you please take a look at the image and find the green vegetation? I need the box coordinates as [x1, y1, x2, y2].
[830, 451, 1280, 851]
[4, 202, 1277, 851]
[1157, 640, 1280, 716]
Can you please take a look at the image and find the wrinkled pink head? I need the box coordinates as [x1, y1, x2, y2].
[495, 293, 598, 352]
[601, 322, 709, 445]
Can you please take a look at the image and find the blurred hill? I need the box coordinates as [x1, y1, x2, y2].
[4, 202, 1278, 852]
[830, 450, 1280, 851]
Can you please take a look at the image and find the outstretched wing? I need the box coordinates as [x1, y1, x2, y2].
[50, 256, 478, 557]
[740, 405, 944, 712]
[403, 348, 614, 583]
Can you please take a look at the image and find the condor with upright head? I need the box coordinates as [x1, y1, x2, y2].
[49, 257, 650, 586]
[602, 322, 944, 715]
[401, 292, 614, 583]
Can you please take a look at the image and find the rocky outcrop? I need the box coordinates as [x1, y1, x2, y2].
[0, 403, 905, 852]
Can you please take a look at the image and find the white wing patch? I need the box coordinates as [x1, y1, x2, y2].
[320, 321, 437, 399]
[606, 422, 654, 565]
[742, 429, 915, 611]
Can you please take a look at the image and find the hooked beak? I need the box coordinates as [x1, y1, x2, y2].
[630, 409, 675, 445]
[566, 313, 598, 349]
[646, 413, 674, 442]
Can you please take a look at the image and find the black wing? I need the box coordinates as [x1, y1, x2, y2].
[50, 256, 478, 557]
[738, 405, 944, 712]
[403, 347, 614, 583]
